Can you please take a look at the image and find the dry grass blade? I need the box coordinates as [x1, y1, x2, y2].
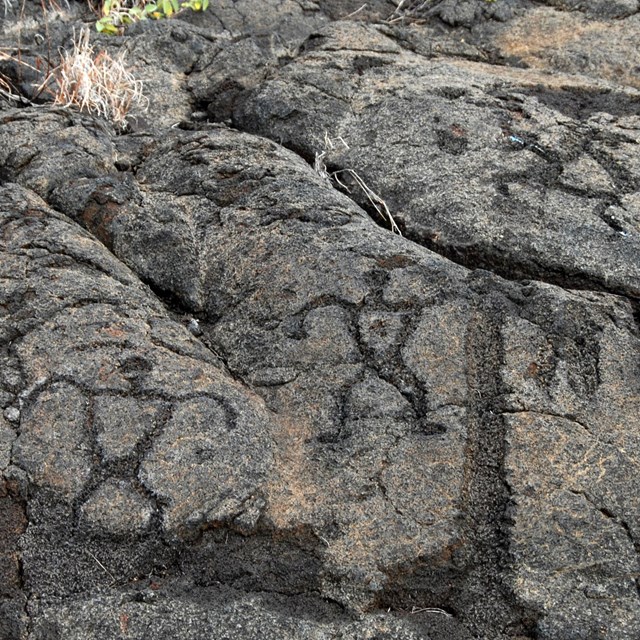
[386, 0, 435, 23]
[0, 52, 20, 101]
[45, 27, 147, 126]
[342, 3, 368, 19]
[0, 75, 20, 101]
[410, 606, 452, 617]
[314, 149, 331, 181]
[334, 168, 402, 235]
[314, 135, 401, 235]
[0, 49, 40, 103]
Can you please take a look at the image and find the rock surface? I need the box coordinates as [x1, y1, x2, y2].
[1, 1, 639, 639]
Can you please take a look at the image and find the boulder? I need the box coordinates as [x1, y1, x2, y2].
[0, 1, 639, 638]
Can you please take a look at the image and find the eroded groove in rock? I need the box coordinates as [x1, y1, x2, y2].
[455, 293, 535, 638]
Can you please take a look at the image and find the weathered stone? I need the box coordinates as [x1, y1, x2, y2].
[501, 286, 640, 638]
[20, 494, 173, 600]
[1, 2, 640, 638]
[94, 396, 165, 463]
[27, 589, 470, 639]
[12, 383, 92, 502]
[232, 21, 640, 300]
[0, 479, 26, 596]
[80, 479, 154, 536]
[139, 395, 274, 538]
[0, 109, 117, 199]
[0, 417, 14, 471]
[506, 413, 640, 639]
[1, 407, 18, 424]
[487, 7, 640, 87]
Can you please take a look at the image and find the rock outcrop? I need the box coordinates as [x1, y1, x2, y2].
[1, 1, 639, 638]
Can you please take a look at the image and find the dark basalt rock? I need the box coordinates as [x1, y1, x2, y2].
[231, 20, 640, 299]
[1, 1, 639, 638]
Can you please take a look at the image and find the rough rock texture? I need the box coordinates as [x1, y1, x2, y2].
[232, 21, 640, 299]
[1, 1, 640, 639]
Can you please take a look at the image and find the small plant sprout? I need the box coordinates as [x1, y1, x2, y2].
[45, 28, 147, 126]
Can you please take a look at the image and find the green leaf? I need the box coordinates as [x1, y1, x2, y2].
[96, 17, 119, 34]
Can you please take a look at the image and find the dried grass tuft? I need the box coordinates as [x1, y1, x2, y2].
[44, 27, 147, 126]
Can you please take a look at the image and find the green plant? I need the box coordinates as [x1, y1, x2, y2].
[96, 0, 209, 35]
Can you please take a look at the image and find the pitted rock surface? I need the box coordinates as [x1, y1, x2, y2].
[1, 1, 640, 639]
[232, 20, 640, 298]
